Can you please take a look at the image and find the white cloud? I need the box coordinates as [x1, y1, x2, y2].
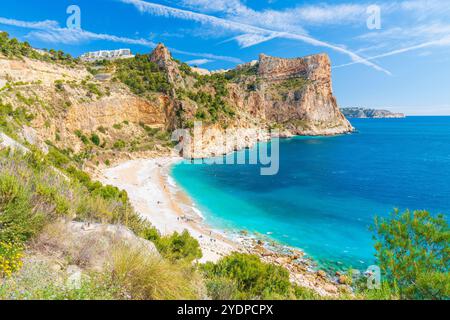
[335, 34, 450, 69]
[27, 28, 155, 46]
[185, 58, 213, 65]
[0, 15, 242, 63]
[0, 17, 59, 29]
[121, 0, 391, 74]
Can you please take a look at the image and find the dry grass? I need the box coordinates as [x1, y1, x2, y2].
[109, 244, 204, 300]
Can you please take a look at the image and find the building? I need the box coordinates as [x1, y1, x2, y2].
[80, 49, 134, 62]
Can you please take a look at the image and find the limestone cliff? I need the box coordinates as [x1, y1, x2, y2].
[0, 43, 353, 163]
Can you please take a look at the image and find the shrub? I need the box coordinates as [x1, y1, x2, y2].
[54, 80, 65, 91]
[85, 82, 103, 98]
[372, 209, 449, 300]
[90, 133, 100, 146]
[0, 242, 24, 278]
[154, 230, 202, 263]
[97, 126, 106, 134]
[202, 253, 293, 299]
[0, 172, 46, 243]
[113, 140, 126, 149]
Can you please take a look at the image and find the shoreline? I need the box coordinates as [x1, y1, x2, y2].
[100, 156, 346, 296]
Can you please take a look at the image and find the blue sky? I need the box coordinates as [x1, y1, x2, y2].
[1, 0, 449, 115]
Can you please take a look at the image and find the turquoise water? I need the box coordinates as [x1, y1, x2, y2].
[171, 117, 450, 269]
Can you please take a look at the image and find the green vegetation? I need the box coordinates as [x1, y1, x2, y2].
[177, 73, 235, 125]
[84, 82, 103, 98]
[202, 253, 318, 300]
[223, 63, 259, 81]
[0, 32, 77, 65]
[74, 130, 89, 145]
[90, 133, 100, 146]
[270, 77, 311, 101]
[372, 209, 449, 300]
[113, 139, 126, 150]
[114, 54, 172, 95]
[156, 230, 202, 263]
[112, 123, 123, 130]
[0, 241, 24, 278]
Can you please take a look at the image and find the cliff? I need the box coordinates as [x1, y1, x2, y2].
[256, 53, 352, 134]
[0, 40, 353, 163]
[342, 107, 406, 118]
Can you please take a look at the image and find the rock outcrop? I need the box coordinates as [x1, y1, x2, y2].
[256, 53, 353, 134]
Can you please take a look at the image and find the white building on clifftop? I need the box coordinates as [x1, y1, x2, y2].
[80, 49, 134, 62]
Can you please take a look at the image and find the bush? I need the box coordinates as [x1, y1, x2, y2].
[372, 209, 449, 300]
[113, 140, 126, 149]
[90, 133, 100, 146]
[0, 172, 47, 243]
[202, 253, 294, 299]
[154, 230, 202, 263]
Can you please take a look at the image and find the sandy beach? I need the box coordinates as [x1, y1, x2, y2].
[100, 157, 345, 296]
[100, 157, 236, 263]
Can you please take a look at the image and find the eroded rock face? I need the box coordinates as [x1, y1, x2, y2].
[150, 43, 185, 89]
[258, 53, 331, 82]
[256, 53, 353, 134]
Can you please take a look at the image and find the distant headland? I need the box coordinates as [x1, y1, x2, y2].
[341, 107, 406, 119]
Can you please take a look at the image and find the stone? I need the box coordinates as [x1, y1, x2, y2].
[316, 270, 327, 278]
[338, 275, 352, 285]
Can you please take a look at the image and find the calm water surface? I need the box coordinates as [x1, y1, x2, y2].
[172, 117, 450, 269]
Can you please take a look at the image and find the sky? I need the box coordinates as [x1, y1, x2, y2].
[1, 0, 449, 115]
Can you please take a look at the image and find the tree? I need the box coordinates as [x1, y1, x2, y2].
[372, 209, 449, 299]
[155, 230, 202, 263]
[201, 253, 292, 299]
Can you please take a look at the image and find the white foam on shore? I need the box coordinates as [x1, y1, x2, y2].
[167, 175, 177, 188]
[191, 206, 205, 220]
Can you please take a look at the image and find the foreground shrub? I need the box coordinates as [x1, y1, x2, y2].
[0, 172, 47, 242]
[202, 253, 299, 300]
[373, 209, 449, 300]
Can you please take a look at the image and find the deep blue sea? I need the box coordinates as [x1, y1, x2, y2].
[171, 117, 450, 270]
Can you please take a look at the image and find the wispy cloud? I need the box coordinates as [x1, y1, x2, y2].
[0, 15, 241, 63]
[185, 58, 213, 65]
[28, 28, 156, 46]
[120, 0, 391, 74]
[0, 17, 59, 29]
[335, 34, 450, 69]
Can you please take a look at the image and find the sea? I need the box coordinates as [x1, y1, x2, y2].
[171, 117, 450, 270]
